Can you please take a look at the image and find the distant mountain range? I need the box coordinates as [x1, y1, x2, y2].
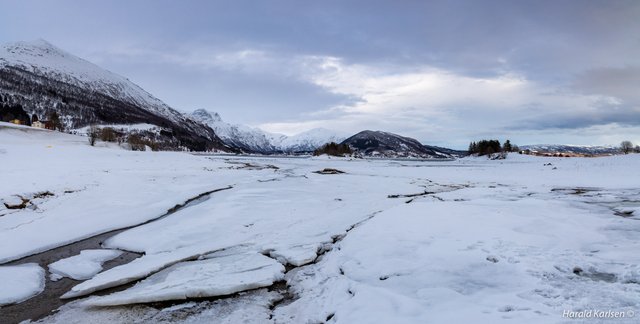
[191, 110, 462, 158]
[519, 144, 620, 155]
[189, 109, 346, 153]
[268, 128, 347, 153]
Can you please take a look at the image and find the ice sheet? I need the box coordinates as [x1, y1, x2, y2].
[0, 263, 45, 306]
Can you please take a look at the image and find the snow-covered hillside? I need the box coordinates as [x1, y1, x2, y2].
[0, 40, 228, 151]
[2, 121, 639, 323]
[0, 40, 182, 123]
[342, 130, 454, 158]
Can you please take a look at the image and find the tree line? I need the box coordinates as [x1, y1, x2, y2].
[620, 141, 640, 154]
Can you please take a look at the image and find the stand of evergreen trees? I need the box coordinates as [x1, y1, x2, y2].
[313, 142, 352, 156]
[468, 139, 519, 156]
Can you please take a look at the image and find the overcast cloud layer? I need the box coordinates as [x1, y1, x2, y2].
[1, 0, 639, 147]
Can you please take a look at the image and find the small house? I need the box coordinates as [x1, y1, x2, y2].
[32, 121, 46, 129]
[10, 119, 22, 125]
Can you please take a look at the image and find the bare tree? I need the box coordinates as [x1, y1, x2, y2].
[620, 141, 634, 154]
[88, 126, 99, 146]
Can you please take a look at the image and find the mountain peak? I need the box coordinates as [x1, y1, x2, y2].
[2, 39, 68, 59]
[29, 38, 57, 49]
[349, 130, 400, 140]
[191, 109, 222, 124]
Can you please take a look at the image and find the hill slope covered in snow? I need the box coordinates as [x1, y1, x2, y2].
[0, 40, 229, 151]
[341, 130, 456, 158]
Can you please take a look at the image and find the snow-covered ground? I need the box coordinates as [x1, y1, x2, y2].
[1, 122, 639, 323]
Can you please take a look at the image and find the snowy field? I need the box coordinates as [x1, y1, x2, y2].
[1, 122, 639, 323]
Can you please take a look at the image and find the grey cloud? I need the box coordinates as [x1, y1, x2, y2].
[1, 0, 640, 146]
[572, 67, 640, 105]
[511, 105, 640, 130]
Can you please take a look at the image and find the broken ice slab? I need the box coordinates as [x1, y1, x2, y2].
[84, 252, 285, 306]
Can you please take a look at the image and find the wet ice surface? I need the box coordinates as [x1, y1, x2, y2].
[61, 163, 411, 300]
[0, 263, 45, 306]
[2, 124, 640, 323]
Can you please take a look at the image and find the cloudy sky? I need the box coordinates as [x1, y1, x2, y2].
[1, 0, 639, 148]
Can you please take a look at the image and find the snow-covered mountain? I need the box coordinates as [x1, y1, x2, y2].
[189, 109, 276, 153]
[520, 144, 620, 155]
[190, 109, 345, 153]
[341, 130, 454, 158]
[0, 39, 229, 151]
[269, 128, 347, 153]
